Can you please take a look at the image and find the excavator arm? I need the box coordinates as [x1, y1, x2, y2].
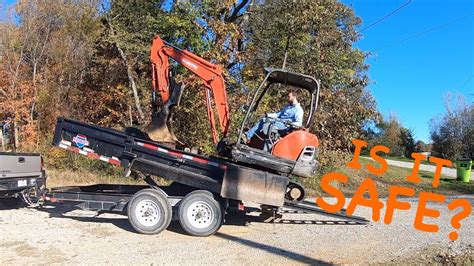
[149, 35, 230, 143]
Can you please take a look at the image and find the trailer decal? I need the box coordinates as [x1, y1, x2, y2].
[59, 140, 121, 166]
[72, 134, 90, 149]
[136, 141, 227, 170]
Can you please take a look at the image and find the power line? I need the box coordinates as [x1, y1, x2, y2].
[372, 13, 474, 52]
[358, 0, 412, 33]
[459, 75, 474, 90]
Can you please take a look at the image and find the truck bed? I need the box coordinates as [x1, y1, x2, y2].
[52, 118, 288, 207]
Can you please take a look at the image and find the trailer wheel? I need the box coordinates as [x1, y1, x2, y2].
[127, 189, 172, 235]
[178, 190, 223, 237]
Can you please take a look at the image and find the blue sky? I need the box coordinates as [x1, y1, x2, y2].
[2, 0, 472, 142]
[342, 0, 473, 142]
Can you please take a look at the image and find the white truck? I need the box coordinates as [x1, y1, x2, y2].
[0, 152, 46, 208]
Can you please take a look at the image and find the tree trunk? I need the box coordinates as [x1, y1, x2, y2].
[115, 45, 145, 120]
[30, 61, 37, 120]
[102, 12, 145, 121]
[129, 104, 133, 126]
[10, 50, 24, 92]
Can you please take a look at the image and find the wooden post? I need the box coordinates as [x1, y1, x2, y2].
[1, 125, 4, 152]
[13, 118, 18, 151]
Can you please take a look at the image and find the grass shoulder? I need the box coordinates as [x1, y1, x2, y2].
[304, 157, 473, 197]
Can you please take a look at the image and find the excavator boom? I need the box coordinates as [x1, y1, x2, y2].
[148, 35, 230, 143]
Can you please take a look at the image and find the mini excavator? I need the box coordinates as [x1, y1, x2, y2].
[145, 36, 320, 196]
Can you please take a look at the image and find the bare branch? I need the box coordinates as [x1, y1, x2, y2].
[225, 0, 250, 23]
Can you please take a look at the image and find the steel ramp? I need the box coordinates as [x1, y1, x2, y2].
[282, 200, 369, 225]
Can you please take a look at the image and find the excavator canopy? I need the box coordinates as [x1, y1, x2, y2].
[265, 67, 320, 95]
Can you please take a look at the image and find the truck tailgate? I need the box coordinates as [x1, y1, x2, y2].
[0, 153, 42, 179]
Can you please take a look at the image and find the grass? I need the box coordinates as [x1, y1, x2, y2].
[46, 168, 146, 188]
[304, 158, 473, 197]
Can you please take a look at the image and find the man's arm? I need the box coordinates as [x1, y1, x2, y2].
[267, 105, 288, 118]
[291, 106, 304, 127]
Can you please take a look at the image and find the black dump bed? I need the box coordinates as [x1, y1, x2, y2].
[52, 118, 288, 206]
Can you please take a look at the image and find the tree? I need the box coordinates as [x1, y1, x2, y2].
[400, 127, 416, 157]
[1, 0, 102, 150]
[430, 95, 473, 160]
[244, 0, 379, 151]
[415, 140, 430, 153]
[376, 115, 403, 156]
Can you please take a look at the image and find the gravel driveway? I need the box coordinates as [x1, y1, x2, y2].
[1, 196, 473, 264]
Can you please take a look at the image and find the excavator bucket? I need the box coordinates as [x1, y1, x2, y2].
[145, 82, 184, 145]
[145, 112, 178, 143]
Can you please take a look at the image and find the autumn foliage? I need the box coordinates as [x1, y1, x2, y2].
[1, 0, 379, 175]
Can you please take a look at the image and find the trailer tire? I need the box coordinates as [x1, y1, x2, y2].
[127, 189, 172, 235]
[178, 190, 223, 237]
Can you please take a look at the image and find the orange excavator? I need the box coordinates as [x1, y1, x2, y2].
[146, 35, 320, 191]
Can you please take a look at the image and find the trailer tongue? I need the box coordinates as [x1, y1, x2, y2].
[48, 117, 368, 236]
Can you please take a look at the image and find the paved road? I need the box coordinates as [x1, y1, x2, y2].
[363, 157, 458, 178]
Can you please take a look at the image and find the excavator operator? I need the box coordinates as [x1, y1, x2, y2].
[242, 90, 303, 144]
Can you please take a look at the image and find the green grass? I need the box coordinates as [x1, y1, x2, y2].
[304, 158, 473, 197]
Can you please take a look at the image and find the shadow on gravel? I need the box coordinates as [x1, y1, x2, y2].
[0, 198, 26, 210]
[214, 232, 333, 265]
[37, 204, 136, 233]
[37, 204, 365, 237]
[38, 205, 334, 264]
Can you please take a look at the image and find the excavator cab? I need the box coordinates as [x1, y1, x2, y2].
[228, 68, 320, 178]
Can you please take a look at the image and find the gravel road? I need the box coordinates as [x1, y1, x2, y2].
[1, 196, 473, 265]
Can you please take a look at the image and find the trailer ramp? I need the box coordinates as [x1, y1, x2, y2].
[260, 200, 369, 225]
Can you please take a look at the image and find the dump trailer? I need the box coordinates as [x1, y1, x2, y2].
[46, 118, 367, 236]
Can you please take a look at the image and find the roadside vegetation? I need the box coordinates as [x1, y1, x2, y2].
[304, 158, 474, 197]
